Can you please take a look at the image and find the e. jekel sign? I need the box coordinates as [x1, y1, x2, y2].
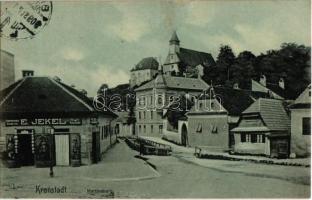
[5, 118, 82, 126]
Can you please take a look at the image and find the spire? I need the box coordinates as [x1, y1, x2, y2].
[169, 30, 180, 45]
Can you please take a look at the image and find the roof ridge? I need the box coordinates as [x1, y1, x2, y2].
[0, 77, 28, 106]
[49, 77, 94, 111]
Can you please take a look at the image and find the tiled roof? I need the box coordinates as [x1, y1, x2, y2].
[178, 48, 216, 68]
[0, 77, 116, 117]
[131, 57, 159, 71]
[135, 74, 209, 91]
[243, 98, 290, 131]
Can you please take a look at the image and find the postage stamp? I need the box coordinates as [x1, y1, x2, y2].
[0, 1, 52, 40]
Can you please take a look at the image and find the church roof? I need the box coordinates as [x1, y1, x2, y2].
[131, 57, 159, 71]
[0, 76, 117, 118]
[135, 74, 209, 92]
[177, 48, 216, 68]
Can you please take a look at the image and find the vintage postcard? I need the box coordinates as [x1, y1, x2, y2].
[0, 0, 311, 198]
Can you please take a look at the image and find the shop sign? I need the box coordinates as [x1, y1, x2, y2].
[5, 118, 82, 127]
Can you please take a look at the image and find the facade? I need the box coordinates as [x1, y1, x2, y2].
[0, 50, 15, 90]
[289, 85, 311, 157]
[0, 76, 117, 167]
[112, 112, 134, 137]
[130, 57, 159, 87]
[232, 98, 291, 158]
[187, 98, 229, 152]
[135, 67, 210, 138]
[163, 31, 215, 77]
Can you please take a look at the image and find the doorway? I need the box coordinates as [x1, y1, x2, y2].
[17, 134, 34, 166]
[55, 134, 70, 166]
[181, 124, 188, 146]
[92, 132, 100, 163]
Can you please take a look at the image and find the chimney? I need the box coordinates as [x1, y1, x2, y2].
[22, 70, 34, 77]
[260, 75, 266, 86]
[233, 82, 239, 90]
[279, 78, 285, 89]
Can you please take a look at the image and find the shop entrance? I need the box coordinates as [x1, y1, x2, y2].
[55, 134, 70, 166]
[17, 134, 34, 166]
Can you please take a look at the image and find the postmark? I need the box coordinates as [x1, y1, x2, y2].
[0, 1, 52, 40]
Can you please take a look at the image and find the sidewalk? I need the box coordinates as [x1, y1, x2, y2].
[1, 140, 159, 182]
[140, 136, 310, 167]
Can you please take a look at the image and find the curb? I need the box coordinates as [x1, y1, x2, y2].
[197, 153, 310, 167]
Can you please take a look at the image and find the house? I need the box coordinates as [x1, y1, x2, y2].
[231, 98, 291, 158]
[0, 75, 117, 167]
[289, 85, 311, 158]
[251, 74, 286, 100]
[134, 65, 209, 138]
[112, 112, 134, 137]
[163, 31, 216, 77]
[130, 57, 159, 87]
[162, 86, 270, 150]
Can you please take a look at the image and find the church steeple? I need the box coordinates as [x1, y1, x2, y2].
[169, 30, 180, 45]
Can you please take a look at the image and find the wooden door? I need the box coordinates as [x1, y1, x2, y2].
[55, 134, 70, 166]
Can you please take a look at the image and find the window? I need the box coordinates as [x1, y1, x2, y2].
[151, 125, 153, 133]
[151, 111, 153, 119]
[143, 111, 146, 119]
[196, 123, 202, 133]
[150, 96, 153, 104]
[241, 133, 246, 142]
[157, 95, 163, 104]
[159, 125, 163, 134]
[144, 125, 146, 133]
[212, 125, 218, 134]
[262, 135, 266, 143]
[139, 112, 141, 120]
[250, 134, 257, 143]
[139, 125, 141, 134]
[302, 117, 311, 135]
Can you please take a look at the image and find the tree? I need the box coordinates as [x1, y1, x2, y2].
[231, 51, 256, 88]
[215, 45, 235, 84]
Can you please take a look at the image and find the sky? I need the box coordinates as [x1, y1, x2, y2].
[2, 0, 311, 96]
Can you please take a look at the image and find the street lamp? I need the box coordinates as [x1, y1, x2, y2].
[49, 128, 54, 177]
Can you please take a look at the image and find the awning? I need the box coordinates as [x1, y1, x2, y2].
[231, 126, 270, 132]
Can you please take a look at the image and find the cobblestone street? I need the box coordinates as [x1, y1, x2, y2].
[0, 139, 310, 198]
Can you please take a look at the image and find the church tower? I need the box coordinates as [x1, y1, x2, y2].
[164, 31, 181, 75]
[169, 30, 180, 54]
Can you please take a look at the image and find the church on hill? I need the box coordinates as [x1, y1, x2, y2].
[129, 31, 216, 87]
[163, 31, 216, 77]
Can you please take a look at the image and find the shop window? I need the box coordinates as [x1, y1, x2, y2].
[196, 123, 202, 133]
[241, 133, 246, 142]
[302, 117, 311, 135]
[250, 134, 257, 143]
